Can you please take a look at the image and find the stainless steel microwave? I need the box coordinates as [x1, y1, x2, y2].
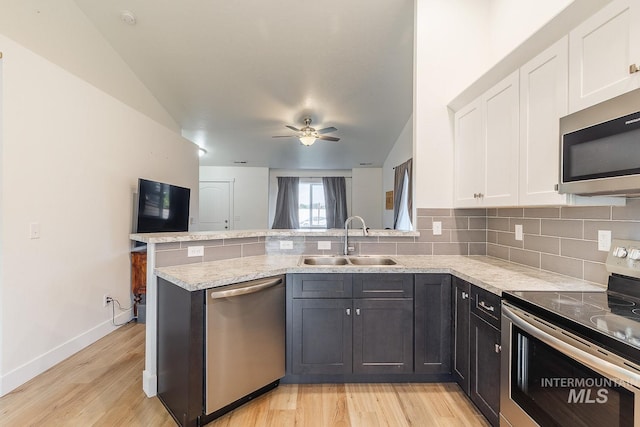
[559, 88, 640, 196]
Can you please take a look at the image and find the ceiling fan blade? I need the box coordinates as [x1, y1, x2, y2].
[316, 126, 337, 134]
[272, 135, 295, 138]
[318, 135, 340, 142]
[285, 125, 301, 132]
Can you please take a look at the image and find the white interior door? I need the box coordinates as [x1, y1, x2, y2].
[199, 181, 232, 231]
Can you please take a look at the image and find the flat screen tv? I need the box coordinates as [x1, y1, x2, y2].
[135, 178, 191, 233]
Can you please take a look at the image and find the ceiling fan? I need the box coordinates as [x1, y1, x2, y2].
[272, 117, 340, 146]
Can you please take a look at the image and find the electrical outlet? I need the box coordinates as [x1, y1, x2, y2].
[280, 240, 294, 250]
[433, 221, 442, 236]
[188, 245, 204, 257]
[515, 224, 523, 241]
[598, 230, 612, 251]
[317, 241, 331, 250]
[103, 294, 112, 308]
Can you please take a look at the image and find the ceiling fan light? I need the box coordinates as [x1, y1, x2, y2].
[299, 136, 316, 146]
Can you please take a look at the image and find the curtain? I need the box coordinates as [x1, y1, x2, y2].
[272, 177, 300, 229]
[322, 177, 348, 229]
[393, 158, 413, 229]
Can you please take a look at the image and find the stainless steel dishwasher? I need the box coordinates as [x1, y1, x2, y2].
[205, 275, 285, 417]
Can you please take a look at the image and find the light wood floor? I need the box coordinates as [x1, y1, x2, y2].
[0, 323, 489, 427]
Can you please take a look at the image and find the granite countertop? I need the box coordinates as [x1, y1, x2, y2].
[155, 255, 606, 295]
[130, 228, 419, 244]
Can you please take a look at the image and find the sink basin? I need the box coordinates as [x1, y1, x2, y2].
[301, 256, 349, 266]
[348, 256, 397, 266]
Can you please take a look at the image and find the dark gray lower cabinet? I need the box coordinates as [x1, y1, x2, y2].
[289, 273, 414, 377]
[291, 298, 352, 375]
[452, 277, 501, 427]
[414, 274, 451, 374]
[452, 276, 470, 394]
[470, 313, 501, 427]
[353, 298, 413, 374]
[157, 278, 205, 427]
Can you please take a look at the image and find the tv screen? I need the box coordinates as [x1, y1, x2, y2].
[136, 178, 191, 233]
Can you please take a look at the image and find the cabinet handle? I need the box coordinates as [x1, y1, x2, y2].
[355, 308, 361, 316]
[495, 344, 502, 353]
[461, 291, 469, 300]
[479, 301, 495, 312]
[478, 193, 484, 198]
[630, 64, 639, 74]
[473, 193, 478, 199]
[346, 308, 351, 316]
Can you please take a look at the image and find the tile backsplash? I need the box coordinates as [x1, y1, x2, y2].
[487, 200, 640, 285]
[153, 199, 640, 286]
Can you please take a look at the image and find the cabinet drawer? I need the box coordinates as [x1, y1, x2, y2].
[352, 274, 413, 299]
[471, 285, 501, 329]
[292, 274, 352, 298]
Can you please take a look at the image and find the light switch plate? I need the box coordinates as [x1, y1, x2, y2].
[29, 222, 40, 239]
[318, 241, 331, 250]
[280, 240, 294, 250]
[515, 224, 523, 241]
[433, 221, 442, 236]
[598, 230, 612, 251]
[187, 245, 204, 257]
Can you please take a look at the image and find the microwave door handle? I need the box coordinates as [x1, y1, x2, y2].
[503, 305, 640, 387]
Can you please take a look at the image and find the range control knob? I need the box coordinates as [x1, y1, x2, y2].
[614, 247, 629, 258]
[629, 249, 640, 261]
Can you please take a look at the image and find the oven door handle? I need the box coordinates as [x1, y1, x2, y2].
[503, 305, 640, 387]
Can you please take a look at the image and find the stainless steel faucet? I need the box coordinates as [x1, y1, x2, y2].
[344, 216, 368, 255]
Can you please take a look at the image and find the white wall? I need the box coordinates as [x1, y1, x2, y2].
[0, 1, 179, 131]
[351, 168, 383, 229]
[414, 0, 493, 208]
[0, 33, 198, 396]
[383, 116, 413, 229]
[488, 0, 573, 62]
[199, 166, 269, 230]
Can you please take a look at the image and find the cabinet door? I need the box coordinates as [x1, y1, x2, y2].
[452, 277, 470, 394]
[454, 98, 484, 207]
[569, 0, 640, 113]
[520, 36, 569, 206]
[483, 70, 519, 206]
[414, 274, 451, 374]
[352, 299, 413, 374]
[470, 314, 501, 427]
[291, 299, 352, 375]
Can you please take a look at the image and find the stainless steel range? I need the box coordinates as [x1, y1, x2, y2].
[501, 239, 640, 427]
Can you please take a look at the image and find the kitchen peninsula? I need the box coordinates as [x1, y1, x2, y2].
[130, 228, 605, 401]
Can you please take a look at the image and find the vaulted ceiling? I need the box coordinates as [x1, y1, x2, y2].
[74, 0, 414, 169]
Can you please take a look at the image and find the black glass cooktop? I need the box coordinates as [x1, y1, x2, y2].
[504, 275, 640, 365]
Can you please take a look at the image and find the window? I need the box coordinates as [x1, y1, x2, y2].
[298, 181, 326, 228]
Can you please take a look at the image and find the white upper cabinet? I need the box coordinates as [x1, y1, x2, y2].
[569, 0, 640, 113]
[454, 98, 484, 206]
[454, 71, 519, 207]
[483, 71, 519, 207]
[519, 36, 568, 205]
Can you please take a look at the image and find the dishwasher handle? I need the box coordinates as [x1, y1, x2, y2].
[210, 277, 283, 299]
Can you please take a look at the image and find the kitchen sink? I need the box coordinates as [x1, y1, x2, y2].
[348, 256, 397, 265]
[300, 256, 398, 266]
[301, 256, 349, 265]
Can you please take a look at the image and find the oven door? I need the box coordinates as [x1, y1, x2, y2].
[501, 303, 640, 427]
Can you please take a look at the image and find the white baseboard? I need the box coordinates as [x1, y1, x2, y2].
[0, 310, 132, 397]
